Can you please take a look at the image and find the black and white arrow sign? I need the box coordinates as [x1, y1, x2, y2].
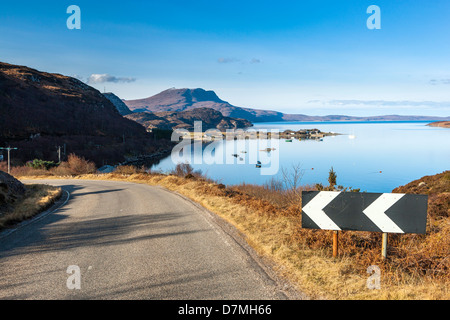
[301, 191, 428, 234]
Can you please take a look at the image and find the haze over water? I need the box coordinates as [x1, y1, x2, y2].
[152, 121, 450, 192]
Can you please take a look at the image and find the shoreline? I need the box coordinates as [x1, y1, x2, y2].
[181, 129, 340, 142]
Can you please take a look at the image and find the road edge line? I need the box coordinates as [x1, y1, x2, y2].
[155, 185, 309, 300]
[0, 189, 70, 240]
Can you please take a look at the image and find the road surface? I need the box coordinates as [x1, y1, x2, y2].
[0, 179, 300, 300]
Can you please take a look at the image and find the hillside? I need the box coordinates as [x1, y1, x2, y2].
[393, 170, 449, 219]
[125, 107, 253, 131]
[0, 62, 171, 166]
[103, 92, 133, 115]
[124, 88, 450, 123]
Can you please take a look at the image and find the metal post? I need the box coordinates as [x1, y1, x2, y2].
[7, 148, 11, 174]
[333, 230, 339, 258]
[1, 147, 18, 175]
[381, 232, 388, 260]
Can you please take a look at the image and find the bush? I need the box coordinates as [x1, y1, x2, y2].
[171, 162, 203, 179]
[26, 159, 58, 170]
[49, 154, 96, 176]
[66, 154, 96, 175]
[49, 163, 73, 176]
[114, 165, 145, 175]
[10, 166, 49, 177]
[328, 166, 337, 188]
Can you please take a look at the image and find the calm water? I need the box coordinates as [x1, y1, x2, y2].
[151, 121, 450, 192]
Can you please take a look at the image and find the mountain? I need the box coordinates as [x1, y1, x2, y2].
[124, 88, 450, 123]
[125, 107, 253, 131]
[124, 88, 284, 122]
[0, 62, 170, 166]
[103, 92, 133, 115]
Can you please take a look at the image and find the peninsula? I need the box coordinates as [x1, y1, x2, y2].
[428, 121, 450, 128]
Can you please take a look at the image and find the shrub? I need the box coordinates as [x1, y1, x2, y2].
[171, 162, 203, 179]
[26, 159, 58, 170]
[10, 165, 50, 177]
[328, 166, 337, 188]
[66, 154, 96, 175]
[0, 161, 8, 173]
[49, 163, 73, 176]
[49, 154, 96, 176]
[114, 165, 145, 175]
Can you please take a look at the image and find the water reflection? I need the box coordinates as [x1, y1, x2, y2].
[151, 121, 450, 192]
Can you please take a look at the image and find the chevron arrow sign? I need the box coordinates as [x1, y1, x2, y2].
[301, 191, 428, 234]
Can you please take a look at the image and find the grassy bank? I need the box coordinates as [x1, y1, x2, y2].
[16, 167, 449, 300]
[0, 184, 62, 230]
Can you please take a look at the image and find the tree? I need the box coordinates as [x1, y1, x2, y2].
[328, 166, 337, 189]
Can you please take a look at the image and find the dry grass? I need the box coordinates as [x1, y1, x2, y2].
[0, 184, 62, 230]
[0, 154, 96, 177]
[14, 170, 449, 300]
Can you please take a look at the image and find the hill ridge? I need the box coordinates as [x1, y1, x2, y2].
[123, 88, 450, 123]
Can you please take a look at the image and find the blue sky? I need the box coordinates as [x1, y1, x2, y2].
[1, 0, 449, 116]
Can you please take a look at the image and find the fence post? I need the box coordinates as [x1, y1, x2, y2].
[381, 232, 388, 260]
[333, 230, 339, 257]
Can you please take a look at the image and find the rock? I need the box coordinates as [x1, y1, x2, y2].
[0, 170, 26, 211]
[418, 182, 427, 187]
[103, 92, 133, 116]
[97, 165, 116, 174]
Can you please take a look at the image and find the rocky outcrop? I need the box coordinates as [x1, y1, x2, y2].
[0, 171, 25, 213]
[103, 92, 133, 115]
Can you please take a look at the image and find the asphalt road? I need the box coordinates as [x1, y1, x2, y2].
[0, 179, 300, 300]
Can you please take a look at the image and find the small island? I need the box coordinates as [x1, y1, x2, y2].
[428, 121, 450, 128]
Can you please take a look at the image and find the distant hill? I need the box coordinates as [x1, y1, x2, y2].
[125, 107, 253, 131]
[124, 88, 450, 123]
[124, 88, 284, 122]
[0, 62, 170, 166]
[103, 92, 133, 115]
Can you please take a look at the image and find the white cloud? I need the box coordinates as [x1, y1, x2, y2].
[217, 57, 262, 64]
[87, 74, 136, 84]
[71, 74, 84, 81]
[328, 100, 450, 107]
[314, 100, 450, 109]
[429, 79, 450, 85]
[217, 57, 240, 64]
